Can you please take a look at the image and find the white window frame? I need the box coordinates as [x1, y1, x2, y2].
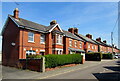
[88, 43, 90, 48]
[28, 32, 34, 42]
[92, 45, 94, 49]
[69, 39, 72, 46]
[75, 41, 77, 47]
[26, 50, 36, 55]
[56, 34, 62, 44]
[40, 34, 45, 44]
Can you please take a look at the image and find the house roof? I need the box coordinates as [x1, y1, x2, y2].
[92, 39, 112, 47]
[2, 15, 84, 41]
[63, 30, 84, 41]
[75, 34, 97, 44]
[8, 15, 47, 33]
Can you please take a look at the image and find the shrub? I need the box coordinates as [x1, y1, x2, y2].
[26, 54, 42, 59]
[102, 53, 113, 59]
[85, 52, 102, 61]
[44, 54, 82, 68]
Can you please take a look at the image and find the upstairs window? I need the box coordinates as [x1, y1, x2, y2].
[28, 32, 34, 42]
[69, 39, 72, 46]
[75, 41, 77, 47]
[56, 34, 62, 44]
[88, 43, 90, 48]
[80, 42, 82, 48]
[40, 34, 45, 43]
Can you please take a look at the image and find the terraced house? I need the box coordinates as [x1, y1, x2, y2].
[2, 8, 120, 66]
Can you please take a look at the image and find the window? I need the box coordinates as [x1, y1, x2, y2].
[56, 34, 62, 44]
[88, 43, 90, 48]
[80, 42, 82, 48]
[92, 45, 94, 49]
[75, 41, 77, 47]
[69, 39, 72, 46]
[26, 50, 36, 55]
[28, 32, 34, 42]
[57, 50, 62, 55]
[40, 34, 45, 43]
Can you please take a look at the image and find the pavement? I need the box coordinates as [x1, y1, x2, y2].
[1, 59, 120, 81]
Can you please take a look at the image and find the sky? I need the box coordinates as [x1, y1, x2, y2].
[1, 2, 119, 51]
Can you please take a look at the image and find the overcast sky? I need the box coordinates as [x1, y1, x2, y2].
[1, 2, 119, 51]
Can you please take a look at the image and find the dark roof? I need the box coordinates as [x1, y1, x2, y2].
[63, 30, 84, 41]
[92, 39, 112, 47]
[9, 15, 48, 33]
[75, 34, 97, 44]
[2, 15, 84, 41]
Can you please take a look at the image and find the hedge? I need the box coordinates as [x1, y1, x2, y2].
[44, 54, 82, 68]
[85, 52, 102, 61]
[102, 53, 113, 59]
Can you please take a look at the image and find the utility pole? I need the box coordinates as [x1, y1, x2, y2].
[111, 32, 114, 55]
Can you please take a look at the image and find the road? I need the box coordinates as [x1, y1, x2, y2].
[1, 59, 120, 81]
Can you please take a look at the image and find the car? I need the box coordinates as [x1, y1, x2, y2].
[117, 54, 120, 58]
[113, 54, 119, 59]
[114, 55, 118, 59]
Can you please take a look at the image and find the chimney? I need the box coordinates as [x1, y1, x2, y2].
[74, 28, 78, 34]
[96, 37, 101, 42]
[103, 40, 107, 43]
[50, 20, 57, 25]
[68, 28, 74, 34]
[86, 34, 92, 39]
[13, 8, 19, 19]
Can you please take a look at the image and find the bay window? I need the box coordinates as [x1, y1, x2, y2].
[56, 34, 62, 44]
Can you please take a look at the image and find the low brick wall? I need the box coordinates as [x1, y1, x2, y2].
[19, 58, 43, 72]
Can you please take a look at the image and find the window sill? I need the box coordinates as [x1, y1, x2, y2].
[28, 41, 35, 43]
[40, 42, 45, 44]
[53, 43, 63, 46]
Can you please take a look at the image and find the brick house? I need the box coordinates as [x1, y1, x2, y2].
[2, 8, 85, 66]
[75, 34, 98, 53]
[2, 8, 120, 67]
[94, 37, 112, 53]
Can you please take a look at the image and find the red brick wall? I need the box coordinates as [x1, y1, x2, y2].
[63, 36, 69, 54]
[85, 42, 98, 52]
[63, 37, 84, 54]
[2, 18, 20, 66]
[19, 59, 42, 72]
[19, 29, 46, 58]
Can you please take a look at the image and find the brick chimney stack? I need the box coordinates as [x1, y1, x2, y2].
[13, 8, 19, 19]
[103, 40, 107, 43]
[86, 34, 92, 39]
[68, 28, 74, 34]
[50, 20, 57, 25]
[74, 28, 78, 34]
[96, 37, 101, 42]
